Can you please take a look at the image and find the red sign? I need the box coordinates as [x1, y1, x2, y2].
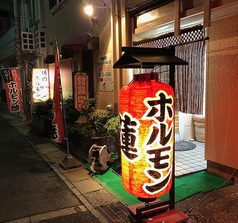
[74, 73, 88, 110]
[2, 68, 23, 113]
[119, 73, 174, 199]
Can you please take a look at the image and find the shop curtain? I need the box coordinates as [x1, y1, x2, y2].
[133, 26, 206, 115]
[175, 41, 205, 114]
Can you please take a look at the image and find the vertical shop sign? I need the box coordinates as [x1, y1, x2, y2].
[3, 68, 23, 113]
[32, 68, 49, 102]
[74, 72, 88, 110]
[96, 54, 113, 92]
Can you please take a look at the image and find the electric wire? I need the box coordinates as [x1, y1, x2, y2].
[186, 168, 237, 222]
[189, 214, 209, 223]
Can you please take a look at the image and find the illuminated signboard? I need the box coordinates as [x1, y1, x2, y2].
[119, 73, 174, 199]
[74, 72, 88, 110]
[32, 68, 49, 102]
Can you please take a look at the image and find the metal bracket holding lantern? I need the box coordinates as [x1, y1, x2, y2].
[113, 46, 188, 223]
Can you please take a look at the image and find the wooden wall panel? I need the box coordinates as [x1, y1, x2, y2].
[205, 14, 238, 169]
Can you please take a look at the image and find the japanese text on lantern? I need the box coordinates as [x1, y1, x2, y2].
[121, 90, 173, 196]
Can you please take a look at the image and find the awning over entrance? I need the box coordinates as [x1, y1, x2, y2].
[61, 33, 99, 58]
[113, 47, 188, 68]
[45, 34, 100, 63]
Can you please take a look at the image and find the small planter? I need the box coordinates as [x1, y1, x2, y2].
[92, 136, 111, 146]
[43, 116, 52, 137]
[114, 141, 121, 161]
[193, 115, 205, 142]
[78, 136, 94, 156]
[32, 99, 53, 136]
[31, 112, 40, 131]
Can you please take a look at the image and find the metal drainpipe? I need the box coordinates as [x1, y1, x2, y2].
[35, 54, 45, 67]
[111, 1, 117, 112]
[13, 0, 26, 120]
[117, 0, 123, 89]
[112, 0, 123, 113]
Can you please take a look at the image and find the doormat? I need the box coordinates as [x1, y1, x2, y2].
[175, 140, 196, 151]
[85, 159, 232, 206]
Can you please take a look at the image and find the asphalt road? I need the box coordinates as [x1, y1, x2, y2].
[0, 110, 101, 223]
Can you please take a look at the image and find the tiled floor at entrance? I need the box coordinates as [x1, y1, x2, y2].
[175, 140, 206, 177]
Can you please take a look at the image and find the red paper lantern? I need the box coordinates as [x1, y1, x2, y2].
[119, 73, 174, 199]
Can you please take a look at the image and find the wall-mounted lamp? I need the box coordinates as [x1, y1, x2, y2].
[84, 4, 94, 16]
[84, 4, 98, 24]
[84, 1, 110, 24]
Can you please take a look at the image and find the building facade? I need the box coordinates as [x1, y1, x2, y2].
[0, 0, 238, 181]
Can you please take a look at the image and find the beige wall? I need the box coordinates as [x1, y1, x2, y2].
[205, 13, 238, 169]
[48, 59, 72, 99]
[44, 0, 117, 109]
[44, 0, 111, 52]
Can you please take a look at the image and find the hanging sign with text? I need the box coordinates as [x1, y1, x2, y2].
[2, 67, 23, 113]
[74, 72, 88, 110]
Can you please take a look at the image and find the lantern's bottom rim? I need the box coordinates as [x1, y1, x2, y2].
[138, 197, 157, 203]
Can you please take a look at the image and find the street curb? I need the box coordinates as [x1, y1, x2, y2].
[0, 105, 109, 223]
[34, 144, 108, 223]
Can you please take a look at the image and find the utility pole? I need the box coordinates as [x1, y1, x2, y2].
[13, 0, 26, 120]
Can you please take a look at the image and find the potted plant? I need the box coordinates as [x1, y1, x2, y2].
[104, 115, 121, 157]
[104, 115, 120, 141]
[32, 99, 53, 136]
[34, 98, 53, 118]
[72, 98, 115, 154]
[82, 109, 113, 146]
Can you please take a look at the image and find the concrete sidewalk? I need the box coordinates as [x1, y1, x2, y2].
[0, 106, 128, 223]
